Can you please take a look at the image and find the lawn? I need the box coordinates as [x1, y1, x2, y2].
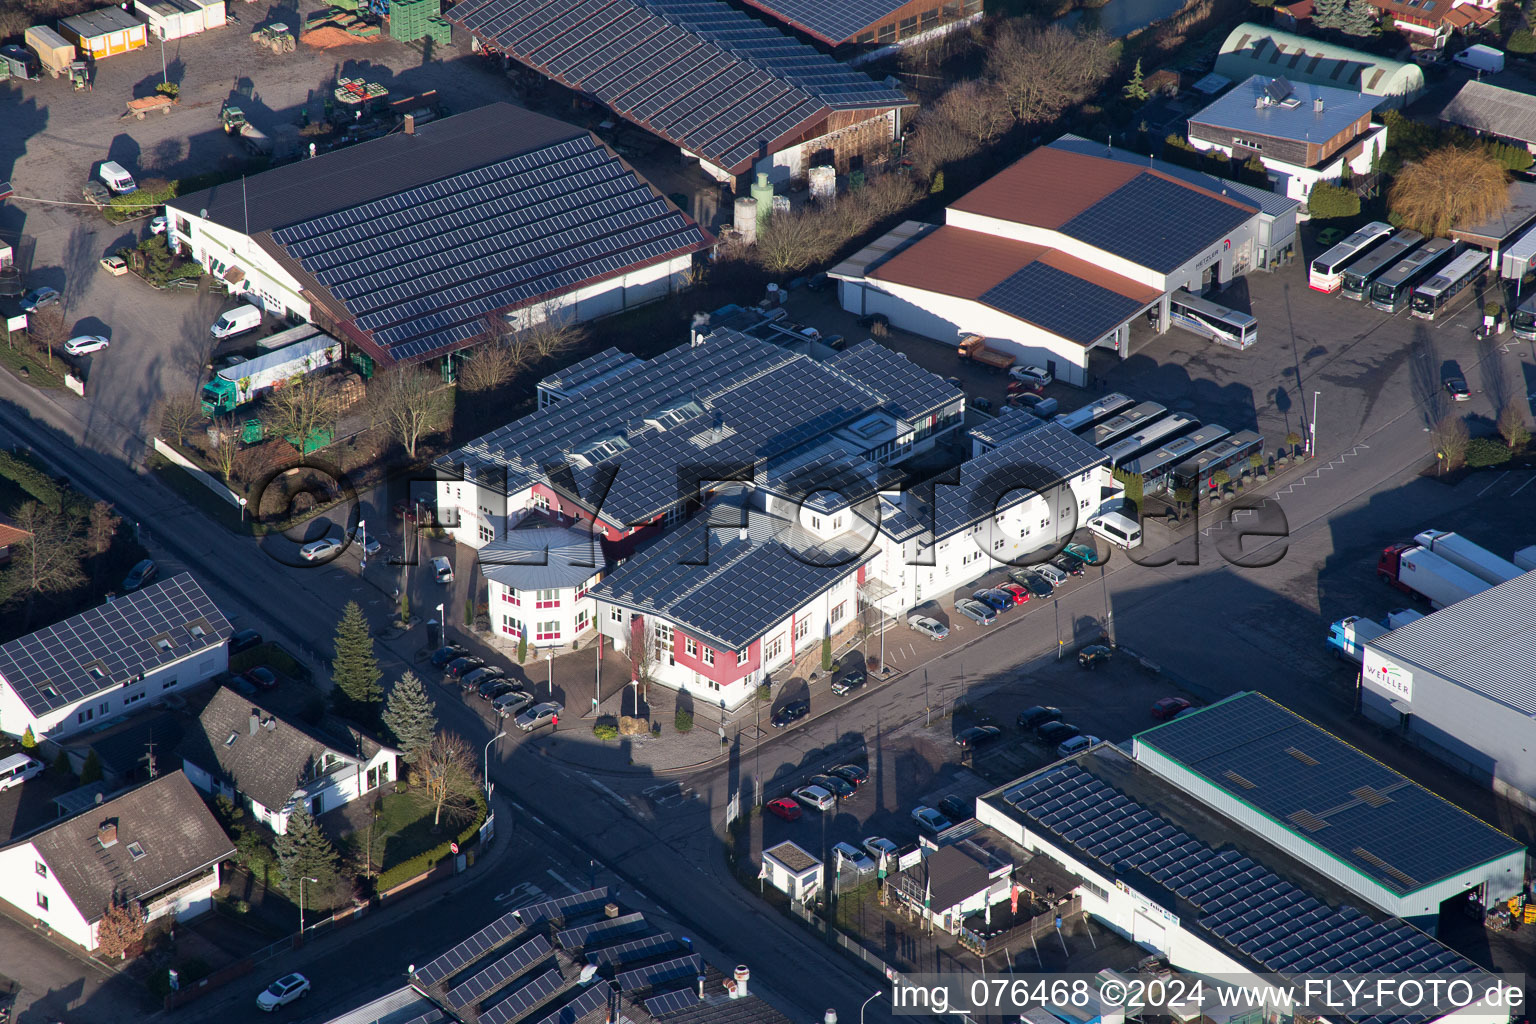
[0, 339, 66, 389]
[360, 787, 478, 874]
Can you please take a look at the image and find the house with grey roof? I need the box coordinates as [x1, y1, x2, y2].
[1439, 78, 1536, 153]
[0, 573, 231, 742]
[480, 523, 606, 650]
[1187, 75, 1386, 204]
[180, 686, 399, 833]
[0, 770, 233, 950]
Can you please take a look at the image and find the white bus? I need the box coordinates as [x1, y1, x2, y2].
[0, 753, 44, 791]
[1162, 291, 1258, 350]
[1369, 238, 1457, 313]
[1512, 293, 1536, 341]
[1340, 230, 1423, 300]
[1124, 424, 1232, 495]
[1057, 393, 1135, 434]
[1088, 401, 1167, 449]
[1309, 221, 1394, 293]
[1410, 250, 1488, 320]
[1100, 413, 1199, 469]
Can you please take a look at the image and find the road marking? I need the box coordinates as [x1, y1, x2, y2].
[1511, 474, 1536, 497]
[1476, 471, 1510, 497]
[546, 868, 579, 893]
[589, 776, 630, 809]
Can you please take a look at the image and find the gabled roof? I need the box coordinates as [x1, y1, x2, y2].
[1189, 75, 1381, 149]
[1440, 79, 1536, 148]
[0, 573, 230, 718]
[446, 0, 908, 174]
[1049, 134, 1301, 218]
[1449, 180, 1536, 247]
[25, 771, 233, 923]
[60, 6, 144, 36]
[184, 687, 396, 812]
[732, 0, 909, 45]
[480, 524, 605, 592]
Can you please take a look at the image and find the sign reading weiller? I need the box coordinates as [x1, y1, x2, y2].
[1362, 648, 1414, 702]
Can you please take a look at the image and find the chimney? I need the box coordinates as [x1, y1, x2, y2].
[698, 974, 708, 999]
[263, 716, 276, 732]
[825, 1011, 838, 1024]
[249, 712, 259, 736]
[1314, 96, 1324, 113]
[404, 113, 416, 135]
[98, 821, 118, 848]
[734, 966, 750, 999]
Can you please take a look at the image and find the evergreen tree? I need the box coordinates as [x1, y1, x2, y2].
[1123, 59, 1148, 101]
[331, 601, 382, 713]
[20, 725, 36, 749]
[1339, 0, 1377, 36]
[273, 806, 339, 898]
[80, 750, 103, 784]
[381, 672, 437, 764]
[1311, 0, 1347, 29]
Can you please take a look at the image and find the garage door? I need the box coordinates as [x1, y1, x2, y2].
[1133, 911, 1168, 953]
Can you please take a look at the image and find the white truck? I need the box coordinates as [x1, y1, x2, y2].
[1413, 529, 1523, 587]
[1453, 44, 1504, 73]
[1326, 615, 1389, 664]
[200, 333, 341, 416]
[1386, 608, 1424, 629]
[1377, 541, 1492, 609]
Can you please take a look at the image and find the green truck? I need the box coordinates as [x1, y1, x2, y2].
[201, 328, 341, 416]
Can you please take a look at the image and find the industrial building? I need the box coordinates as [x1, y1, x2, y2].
[1440, 79, 1536, 154]
[135, 0, 227, 40]
[58, 6, 148, 57]
[831, 142, 1275, 386]
[166, 103, 711, 369]
[733, 0, 982, 48]
[978, 746, 1509, 1024]
[1134, 692, 1525, 933]
[445, 0, 911, 183]
[1215, 25, 1425, 107]
[1187, 75, 1387, 202]
[1449, 180, 1536, 272]
[1362, 571, 1536, 813]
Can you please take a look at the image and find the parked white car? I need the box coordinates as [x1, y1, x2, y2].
[431, 554, 454, 583]
[831, 841, 876, 872]
[862, 836, 899, 863]
[793, 784, 835, 811]
[911, 805, 952, 833]
[907, 615, 949, 640]
[256, 973, 310, 1011]
[64, 335, 109, 355]
[0, 753, 45, 791]
[1057, 735, 1101, 758]
[1009, 364, 1052, 387]
[299, 537, 343, 561]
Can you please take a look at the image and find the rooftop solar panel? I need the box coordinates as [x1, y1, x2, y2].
[517, 887, 613, 927]
[1060, 172, 1256, 274]
[446, 935, 554, 1009]
[479, 968, 567, 1024]
[980, 262, 1147, 346]
[414, 910, 524, 987]
[556, 912, 649, 948]
[644, 987, 704, 1018]
[587, 932, 678, 966]
[616, 955, 701, 991]
[531, 986, 612, 1024]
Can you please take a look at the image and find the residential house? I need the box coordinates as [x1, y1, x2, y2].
[0, 771, 233, 950]
[1187, 75, 1387, 203]
[180, 686, 399, 833]
[0, 514, 28, 566]
[0, 573, 231, 741]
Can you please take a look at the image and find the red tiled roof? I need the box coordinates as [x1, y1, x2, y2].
[870, 226, 1162, 305]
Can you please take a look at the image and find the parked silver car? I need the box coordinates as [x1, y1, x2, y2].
[515, 701, 562, 731]
[493, 690, 534, 718]
[954, 599, 995, 626]
[907, 615, 950, 640]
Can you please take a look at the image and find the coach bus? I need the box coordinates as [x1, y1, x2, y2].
[1340, 230, 1424, 301]
[1101, 414, 1199, 468]
[1369, 238, 1457, 314]
[1173, 430, 1266, 494]
[1410, 250, 1488, 320]
[1125, 424, 1233, 495]
[1088, 402, 1168, 449]
[1309, 222, 1394, 293]
[1057, 393, 1134, 435]
[1513, 294, 1536, 341]
[1163, 291, 1258, 349]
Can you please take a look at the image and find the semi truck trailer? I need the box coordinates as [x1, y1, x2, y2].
[201, 332, 341, 416]
[1377, 542, 1492, 609]
[1413, 529, 1523, 587]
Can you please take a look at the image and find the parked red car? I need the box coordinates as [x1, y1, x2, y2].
[998, 583, 1030, 604]
[766, 798, 802, 822]
[1151, 697, 1192, 721]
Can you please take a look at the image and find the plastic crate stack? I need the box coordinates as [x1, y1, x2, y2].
[424, 14, 451, 44]
[388, 0, 439, 42]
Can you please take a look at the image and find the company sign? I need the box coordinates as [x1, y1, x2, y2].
[1362, 649, 1413, 702]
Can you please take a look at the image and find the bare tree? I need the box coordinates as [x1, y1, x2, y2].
[1432, 414, 1470, 470]
[370, 367, 451, 459]
[931, 79, 1014, 145]
[2, 501, 84, 611]
[1390, 147, 1509, 236]
[908, 116, 979, 180]
[457, 313, 523, 393]
[517, 302, 588, 361]
[209, 417, 241, 482]
[265, 376, 341, 452]
[26, 305, 68, 368]
[158, 388, 204, 447]
[94, 899, 146, 960]
[86, 500, 120, 556]
[1498, 404, 1531, 451]
[420, 732, 478, 828]
[987, 23, 1115, 126]
[756, 209, 839, 273]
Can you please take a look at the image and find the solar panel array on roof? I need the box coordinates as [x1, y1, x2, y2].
[446, 0, 905, 174]
[414, 910, 524, 987]
[0, 573, 231, 718]
[824, 340, 960, 419]
[733, 0, 908, 43]
[556, 911, 649, 948]
[980, 262, 1148, 344]
[1002, 764, 1485, 1024]
[528, 984, 610, 1024]
[446, 935, 554, 1009]
[516, 886, 612, 927]
[1136, 693, 1524, 896]
[615, 954, 701, 991]
[587, 932, 679, 966]
[397, 1011, 448, 1024]
[269, 134, 708, 363]
[645, 987, 705, 1018]
[1060, 173, 1256, 273]
[480, 967, 567, 1024]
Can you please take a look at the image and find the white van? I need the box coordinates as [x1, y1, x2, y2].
[210, 304, 263, 339]
[431, 555, 454, 583]
[1088, 509, 1142, 549]
[99, 160, 137, 194]
[0, 753, 44, 792]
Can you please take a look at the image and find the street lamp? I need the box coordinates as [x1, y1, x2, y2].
[629, 678, 639, 716]
[483, 730, 506, 799]
[860, 991, 881, 1024]
[298, 875, 319, 934]
[358, 518, 368, 570]
[545, 651, 553, 699]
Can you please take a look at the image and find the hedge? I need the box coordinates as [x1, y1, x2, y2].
[0, 450, 63, 508]
[375, 789, 487, 892]
[1465, 437, 1512, 468]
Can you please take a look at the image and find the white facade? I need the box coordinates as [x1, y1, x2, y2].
[139, 0, 227, 39]
[0, 644, 228, 742]
[166, 210, 311, 320]
[489, 573, 600, 650]
[1189, 125, 1389, 203]
[182, 744, 396, 834]
[754, 110, 899, 185]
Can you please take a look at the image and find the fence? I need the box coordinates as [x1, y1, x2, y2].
[787, 898, 904, 985]
[153, 437, 244, 509]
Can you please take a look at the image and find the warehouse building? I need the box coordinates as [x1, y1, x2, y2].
[1187, 75, 1387, 202]
[1362, 571, 1536, 813]
[59, 6, 148, 58]
[1449, 180, 1536, 272]
[167, 103, 711, 369]
[978, 747, 1509, 1024]
[733, 0, 982, 48]
[1215, 25, 1425, 107]
[831, 142, 1272, 386]
[1134, 692, 1525, 934]
[1439, 79, 1536, 154]
[136, 0, 227, 40]
[446, 0, 911, 184]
